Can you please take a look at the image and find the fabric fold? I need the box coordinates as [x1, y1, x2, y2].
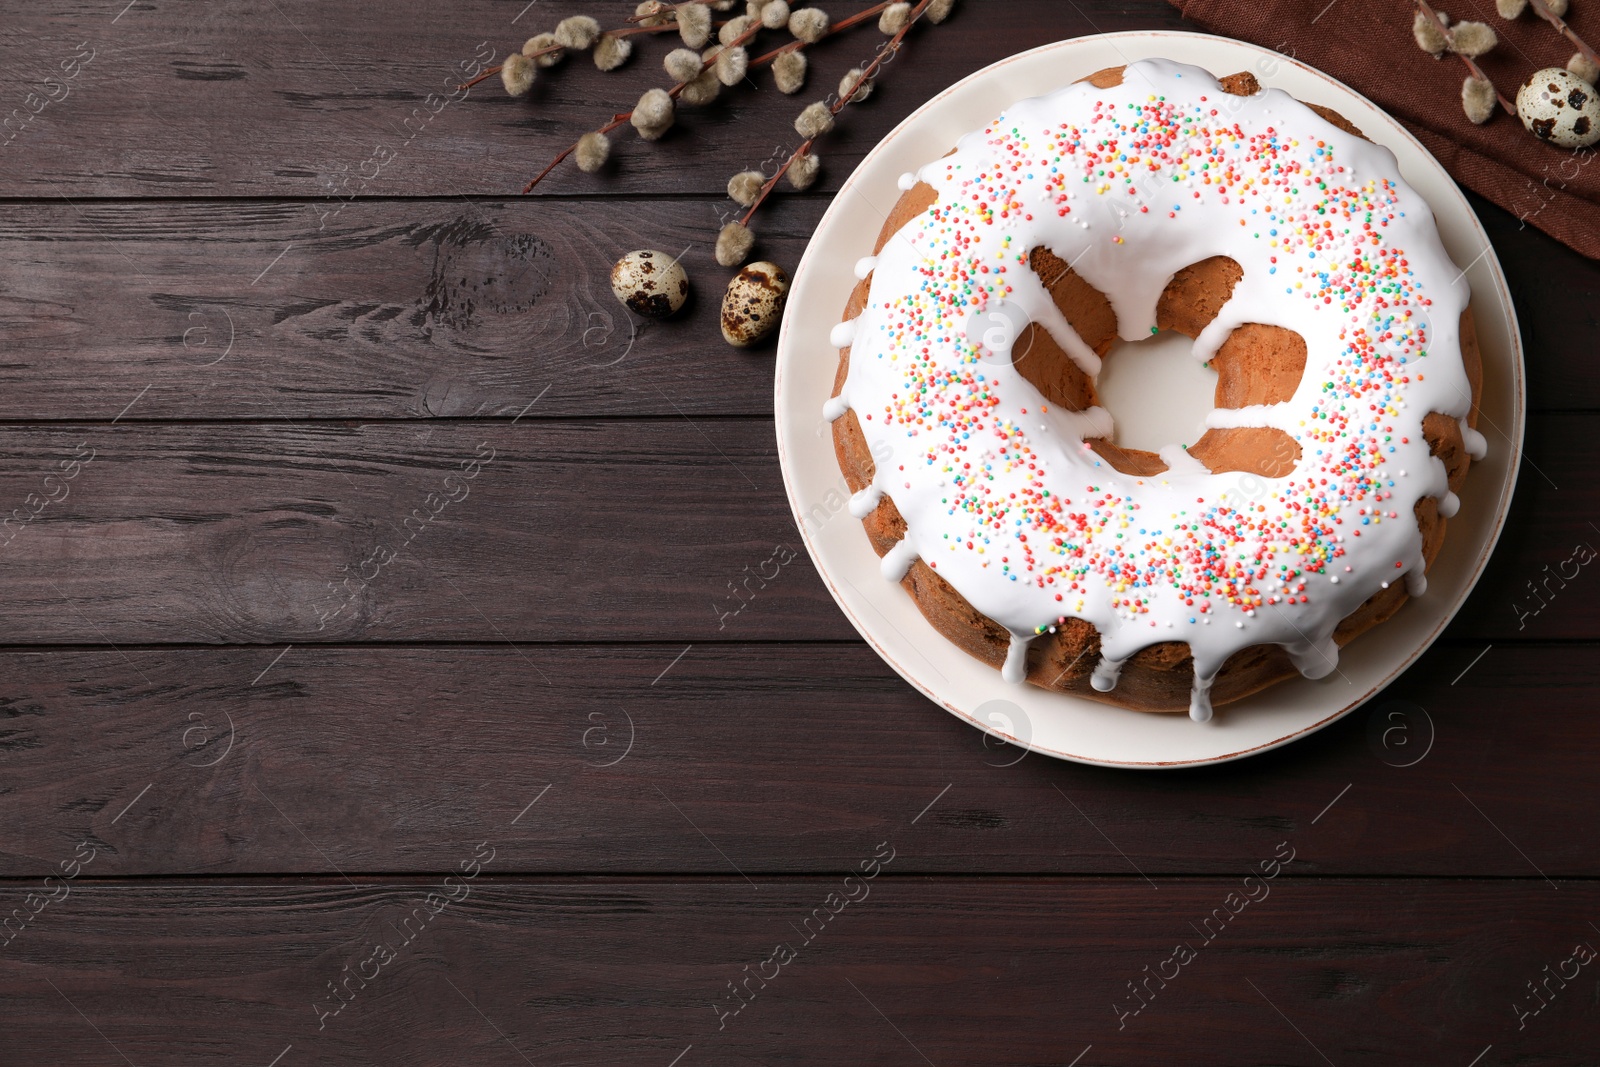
[1170, 0, 1600, 259]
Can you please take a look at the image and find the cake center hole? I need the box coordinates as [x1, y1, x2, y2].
[1095, 330, 1218, 454]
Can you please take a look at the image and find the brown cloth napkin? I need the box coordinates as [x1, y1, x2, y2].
[1170, 0, 1600, 258]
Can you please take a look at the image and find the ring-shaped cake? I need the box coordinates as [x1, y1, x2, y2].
[826, 59, 1486, 722]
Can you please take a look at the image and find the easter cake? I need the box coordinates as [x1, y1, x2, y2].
[824, 59, 1485, 721]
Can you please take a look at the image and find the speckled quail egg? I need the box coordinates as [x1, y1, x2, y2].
[610, 249, 689, 319]
[1516, 67, 1600, 149]
[720, 261, 790, 348]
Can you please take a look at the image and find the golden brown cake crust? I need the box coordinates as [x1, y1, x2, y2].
[829, 66, 1484, 714]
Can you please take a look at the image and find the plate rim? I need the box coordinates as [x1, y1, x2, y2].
[773, 30, 1526, 769]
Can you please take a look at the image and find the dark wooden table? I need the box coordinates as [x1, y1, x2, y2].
[1, 1, 1595, 1063]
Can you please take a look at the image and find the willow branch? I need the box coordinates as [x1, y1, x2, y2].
[457, 24, 694, 91]
[522, 18, 767, 194]
[1527, 0, 1600, 71]
[741, 0, 932, 226]
[1415, 0, 1517, 115]
[750, 2, 895, 67]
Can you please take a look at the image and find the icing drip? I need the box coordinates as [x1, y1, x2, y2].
[1048, 405, 1116, 441]
[1002, 633, 1031, 684]
[1285, 634, 1340, 680]
[849, 485, 885, 518]
[1008, 287, 1103, 376]
[1189, 672, 1217, 723]
[854, 255, 879, 280]
[881, 538, 919, 582]
[830, 318, 859, 349]
[842, 59, 1481, 723]
[1460, 419, 1488, 460]
[1204, 402, 1296, 430]
[822, 394, 850, 422]
[1090, 655, 1127, 692]
[897, 171, 919, 191]
[1158, 445, 1210, 475]
[1405, 566, 1428, 597]
[1437, 490, 1460, 518]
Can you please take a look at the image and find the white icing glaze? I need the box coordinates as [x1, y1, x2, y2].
[854, 255, 879, 280]
[1405, 568, 1427, 596]
[849, 485, 885, 518]
[822, 394, 850, 423]
[1460, 419, 1488, 460]
[1158, 444, 1209, 475]
[1189, 671, 1216, 722]
[1002, 633, 1031, 683]
[1286, 635, 1340, 679]
[1090, 656, 1127, 692]
[830, 318, 858, 349]
[1204, 402, 1295, 430]
[897, 171, 919, 191]
[1049, 405, 1115, 440]
[881, 538, 919, 581]
[836, 60, 1482, 720]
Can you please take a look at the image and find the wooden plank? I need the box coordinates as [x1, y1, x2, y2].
[0, 877, 1592, 1065]
[0, 197, 820, 421]
[0, 420, 851, 643]
[1471, 190, 1600, 412]
[0, 638, 1594, 878]
[0, 1, 1185, 198]
[0, 416, 1592, 644]
[0, 194, 1588, 420]
[1455, 411, 1600, 641]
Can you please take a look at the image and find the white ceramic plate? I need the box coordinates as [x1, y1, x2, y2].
[774, 31, 1524, 768]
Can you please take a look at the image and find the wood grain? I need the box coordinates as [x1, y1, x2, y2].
[0, 417, 1590, 644]
[1, 878, 1593, 1065]
[0, 2, 1595, 1061]
[1472, 191, 1599, 409]
[0, 420, 846, 643]
[0, 1, 1185, 198]
[0, 193, 1587, 419]
[0, 198, 821, 419]
[0, 638, 1593, 878]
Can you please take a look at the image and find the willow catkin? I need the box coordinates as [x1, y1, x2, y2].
[665, 47, 704, 83]
[1461, 75, 1496, 123]
[554, 15, 602, 49]
[575, 131, 612, 172]
[594, 33, 634, 71]
[786, 151, 820, 190]
[795, 100, 834, 138]
[636, 0, 673, 26]
[773, 50, 808, 93]
[523, 32, 564, 67]
[879, 2, 912, 33]
[760, 0, 792, 29]
[720, 14, 753, 44]
[678, 3, 713, 48]
[632, 87, 675, 140]
[788, 7, 829, 41]
[501, 53, 535, 96]
[1448, 20, 1498, 57]
[716, 221, 756, 267]
[1413, 9, 1449, 54]
[728, 170, 766, 206]
[715, 45, 749, 86]
[840, 67, 873, 102]
[680, 68, 722, 105]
